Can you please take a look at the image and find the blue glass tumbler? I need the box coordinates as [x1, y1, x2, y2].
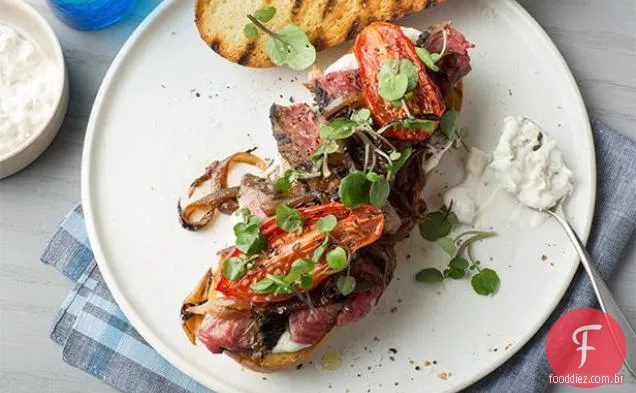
[46, 0, 135, 31]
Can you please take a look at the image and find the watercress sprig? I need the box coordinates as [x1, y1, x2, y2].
[415, 28, 448, 72]
[415, 204, 500, 296]
[245, 8, 316, 71]
[233, 209, 267, 255]
[275, 204, 305, 232]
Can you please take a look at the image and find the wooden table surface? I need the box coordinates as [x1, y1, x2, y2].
[1, 1, 634, 392]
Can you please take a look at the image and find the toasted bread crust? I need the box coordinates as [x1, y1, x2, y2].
[195, 0, 447, 67]
[226, 336, 328, 372]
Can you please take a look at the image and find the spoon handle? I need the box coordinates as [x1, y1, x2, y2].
[547, 209, 636, 376]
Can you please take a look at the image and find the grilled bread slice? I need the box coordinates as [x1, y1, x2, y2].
[195, 0, 447, 67]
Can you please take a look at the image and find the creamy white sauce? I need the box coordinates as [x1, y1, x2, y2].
[271, 329, 311, 353]
[443, 148, 490, 225]
[490, 116, 573, 210]
[324, 26, 423, 74]
[0, 24, 59, 159]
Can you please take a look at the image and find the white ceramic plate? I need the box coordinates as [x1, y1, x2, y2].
[81, 0, 595, 392]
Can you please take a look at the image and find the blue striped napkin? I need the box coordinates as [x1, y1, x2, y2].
[42, 120, 636, 393]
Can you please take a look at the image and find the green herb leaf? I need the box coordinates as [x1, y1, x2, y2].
[389, 151, 401, 161]
[437, 236, 457, 255]
[338, 171, 371, 209]
[350, 108, 372, 125]
[274, 169, 298, 193]
[316, 215, 338, 233]
[289, 258, 315, 279]
[299, 275, 314, 290]
[251, 277, 276, 293]
[448, 267, 465, 279]
[266, 25, 316, 71]
[320, 117, 358, 140]
[254, 6, 276, 22]
[440, 110, 460, 139]
[365, 171, 381, 182]
[326, 246, 348, 271]
[311, 140, 340, 160]
[387, 147, 413, 180]
[275, 204, 305, 232]
[418, 206, 457, 241]
[415, 268, 444, 283]
[244, 23, 258, 39]
[223, 256, 247, 281]
[415, 47, 440, 72]
[235, 231, 267, 255]
[449, 257, 469, 270]
[402, 118, 436, 131]
[379, 72, 409, 101]
[336, 275, 356, 295]
[369, 175, 390, 208]
[378, 59, 419, 102]
[400, 59, 420, 92]
[471, 268, 501, 295]
[312, 241, 328, 262]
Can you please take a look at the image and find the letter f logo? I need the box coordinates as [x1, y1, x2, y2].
[572, 324, 602, 368]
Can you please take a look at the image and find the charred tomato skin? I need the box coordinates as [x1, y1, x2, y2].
[354, 22, 446, 141]
[215, 203, 384, 303]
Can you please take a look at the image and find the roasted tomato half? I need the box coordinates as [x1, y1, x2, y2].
[354, 22, 446, 141]
[215, 203, 384, 303]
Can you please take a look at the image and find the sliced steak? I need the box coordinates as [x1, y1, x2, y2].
[417, 22, 474, 84]
[196, 313, 258, 354]
[336, 286, 383, 326]
[305, 69, 364, 116]
[270, 103, 321, 170]
[237, 174, 277, 218]
[289, 303, 344, 344]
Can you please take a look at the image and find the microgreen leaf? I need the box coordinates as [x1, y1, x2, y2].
[338, 171, 371, 209]
[312, 240, 328, 262]
[316, 215, 338, 233]
[289, 258, 315, 279]
[448, 267, 465, 279]
[415, 47, 440, 72]
[336, 275, 356, 295]
[440, 110, 460, 139]
[243, 23, 258, 39]
[299, 275, 314, 290]
[311, 140, 340, 160]
[275, 204, 305, 232]
[471, 268, 500, 295]
[379, 73, 409, 101]
[418, 205, 458, 241]
[378, 59, 419, 102]
[265, 25, 316, 71]
[326, 246, 348, 271]
[320, 117, 358, 140]
[274, 169, 298, 193]
[223, 256, 247, 281]
[402, 118, 436, 131]
[449, 257, 469, 270]
[369, 175, 390, 208]
[387, 147, 413, 180]
[415, 268, 444, 283]
[254, 6, 276, 22]
[235, 231, 267, 255]
[389, 151, 401, 161]
[437, 236, 456, 255]
[251, 277, 276, 293]
[350, 108, 372, 125]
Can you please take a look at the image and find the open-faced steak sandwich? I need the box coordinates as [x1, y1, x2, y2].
[178, 21, 473, 372]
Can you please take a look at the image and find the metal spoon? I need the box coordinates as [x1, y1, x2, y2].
[536, 201, 636, 376]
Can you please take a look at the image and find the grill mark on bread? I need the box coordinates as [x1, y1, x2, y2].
[291, 0, 303, 16]
[312, 34, 327, 51]
[238, 42, 256, 66]
[346, 19, 361, 40]
[209, 40, 221, 53]
[322, 0, 337, 18]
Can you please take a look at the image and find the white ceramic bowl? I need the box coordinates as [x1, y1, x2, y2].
[0, 0, 68, 179]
